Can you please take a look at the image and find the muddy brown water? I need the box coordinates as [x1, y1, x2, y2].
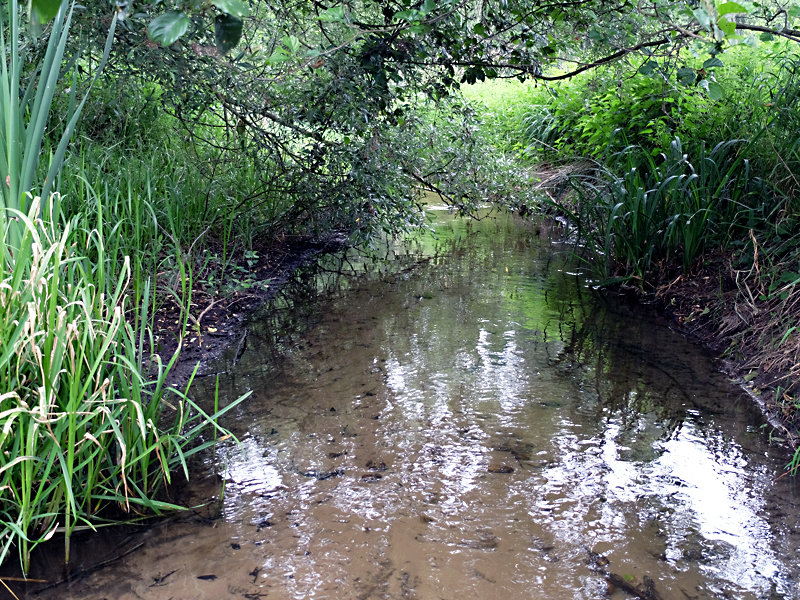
[11, 209, 800, 599]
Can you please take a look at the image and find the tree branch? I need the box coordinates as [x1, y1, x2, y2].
[734, 22, 800, 44]
[406, 37, 674, 81]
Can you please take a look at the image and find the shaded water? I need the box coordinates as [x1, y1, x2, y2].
[17, 210, 800, 599]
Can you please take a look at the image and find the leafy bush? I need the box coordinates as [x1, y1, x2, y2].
[516, 45, 799, 167]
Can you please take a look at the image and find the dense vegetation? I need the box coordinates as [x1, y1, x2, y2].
[2, 0, 800, 573]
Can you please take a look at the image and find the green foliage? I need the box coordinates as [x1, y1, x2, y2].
[461, 79, 539, 152]
[148, 10, 191, 47]
[513, 45, 800, 163]
[0, 196, 248, 573]
[0, 0, 117, 252]
[30, 0, 61, 23]
[560, 137, 773, 282]
[141, 0, 249, 53]
[393, 99, 535, 216]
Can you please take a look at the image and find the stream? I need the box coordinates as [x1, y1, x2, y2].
[16, 208, 800, 599]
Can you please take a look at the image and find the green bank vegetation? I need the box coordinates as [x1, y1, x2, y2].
[0, 1, 252, 573]
[3, 0, 800, 574]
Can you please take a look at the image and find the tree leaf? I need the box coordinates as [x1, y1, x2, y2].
[31, 0, 61, 23]
[717, 2, 749, 16]
[717, 17, 736, 37]
[268, 50, 290, 64]
[215, 14, 243, 55]
[703, 80, 725, 100]
[148, 10, 191, 47]
[212, 0, 250, 18]
[703, 57, 724, 68]
[693, 7, 711, 30]
[638, 60, 658, 76]
[409, 23, 432, 33]
[677, 67, 697, 86]
[588, 28, 605, 42]
[318, 5, 344, 21]
[283, 35, 300, 54]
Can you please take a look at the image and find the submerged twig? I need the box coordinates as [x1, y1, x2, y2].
[233, 328, 248, 366]
[32, 541, 145, 595]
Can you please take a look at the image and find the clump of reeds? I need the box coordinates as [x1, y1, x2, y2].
[0, 196, 246, 574]
[557, 136, 773, 283]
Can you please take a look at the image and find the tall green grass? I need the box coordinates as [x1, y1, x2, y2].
[0, 196, 249, 573]
[557, 137, 773, 283]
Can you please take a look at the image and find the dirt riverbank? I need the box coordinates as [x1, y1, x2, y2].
[147, 233, 348, 388]
[612, 247, 800, 463]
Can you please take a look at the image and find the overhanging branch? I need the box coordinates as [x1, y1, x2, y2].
[735, 23, 800, 45]
[533, 37, 671, 80]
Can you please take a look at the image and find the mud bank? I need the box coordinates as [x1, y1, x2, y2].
[644, 251, 800, 457]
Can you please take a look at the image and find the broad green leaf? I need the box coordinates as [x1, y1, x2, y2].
[318, 5, 345, 21]
[703, 57, 724, 68]
[268, 50, 290, 64]
[31, 0, 61, 23]
[638, 60, 658, 76]
[701, 80, 725, 100]
[214, 14, 243, 55]
[473, 23, 485, 35]
[588, 28, 605, 42]
[717, 2, 749, 16]
[283, 35, 300, 54]
[789, 6, 800, 18]
[760, 31, 774, 41]
[394, 9, 419, 21]
[422, 0, 436, 12]
[148, 10, 191, 47]
[677, 67, 697, 85]
[717, 18, 736, 36]
[212, 0, 249, 18]
[693, 7, 711, 30]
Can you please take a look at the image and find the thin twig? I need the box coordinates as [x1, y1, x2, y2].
[233, 328, 248, 366]
[0, 579, 21, 600]
[32, 541, 145, 595]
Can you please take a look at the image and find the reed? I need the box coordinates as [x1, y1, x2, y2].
[0, 0, 116, 250]
[560, 136, 774, 284]
[0, 197, 248, 573]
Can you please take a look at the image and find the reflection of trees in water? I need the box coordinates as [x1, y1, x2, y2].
[554, 299, 698, 441]
[242, 243, 429, 367]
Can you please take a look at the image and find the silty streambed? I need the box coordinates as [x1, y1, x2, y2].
[19, 209, 800, 599]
